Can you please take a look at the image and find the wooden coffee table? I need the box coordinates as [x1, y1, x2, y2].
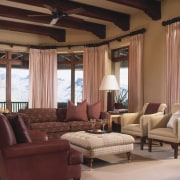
[61, 131, 135, 168]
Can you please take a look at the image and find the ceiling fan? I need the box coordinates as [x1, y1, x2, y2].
[28, 4, 84, 25]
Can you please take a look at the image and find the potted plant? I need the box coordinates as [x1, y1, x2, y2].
[114, 88, 128, 109]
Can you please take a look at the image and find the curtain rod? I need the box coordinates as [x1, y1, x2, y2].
[0, 28, 146, 49]
[162, 16, 180, 26]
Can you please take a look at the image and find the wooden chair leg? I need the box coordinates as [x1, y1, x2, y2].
[140, 137, 146, 150]
[148, 138, 152, 152]
[159, 141, 163, 146]
[171, 143, 179, 159]
[127, 152, 132, 161]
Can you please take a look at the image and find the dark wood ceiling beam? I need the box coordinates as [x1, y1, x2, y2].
[0, 20, 65, 42]
[8, 0, 130, 31]
[58, 17, 106, 38]
[0, 5, 105, 39]
[107, 0, 161, 20]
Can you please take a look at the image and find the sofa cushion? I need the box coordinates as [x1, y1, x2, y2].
[87, 101, 101, 119]
[19, 108, 57, 123]
[8, 115, 32, 144]
[66, 100, 88, 121]
[67, 121, 92, 131]
[67, 120, 102, 131]
[31, 122, 70, 133]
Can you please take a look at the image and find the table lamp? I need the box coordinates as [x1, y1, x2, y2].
[99, 75, 119, 111]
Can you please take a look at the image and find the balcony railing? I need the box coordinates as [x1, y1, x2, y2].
[0, 102, 68, 112]
[0, 102, 28, 112]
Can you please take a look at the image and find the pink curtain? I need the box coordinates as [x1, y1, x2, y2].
[29, 48, 57, 108]
[83, 45, 108, 111]
[128, 34, 144, 112]
[165, 22, 180, 112]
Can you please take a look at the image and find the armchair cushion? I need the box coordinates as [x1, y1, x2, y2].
[8, 114, 32, 143]
[167, 110, 180, 128]
[66, 100, 88, 121]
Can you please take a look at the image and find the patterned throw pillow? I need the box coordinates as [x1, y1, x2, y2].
[87, 101, 101, 119]
[66, 100, 88, 121]
[8, 115, 32, 143]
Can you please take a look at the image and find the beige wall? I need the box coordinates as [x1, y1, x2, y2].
[0, 0, 179, 104]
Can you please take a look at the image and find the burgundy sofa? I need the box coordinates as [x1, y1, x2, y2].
[0, 113, 83, 180]
[19, 108, 109, 139]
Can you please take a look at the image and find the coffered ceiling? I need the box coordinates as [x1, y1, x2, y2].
[0, 0, 161, 43]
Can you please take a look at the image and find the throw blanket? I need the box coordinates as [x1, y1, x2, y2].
[144, 103, 161, 115]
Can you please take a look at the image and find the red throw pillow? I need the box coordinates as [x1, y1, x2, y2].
[87, 101, 101, 119]
[66, 100, 88, 121]
[8, 115, 32, 143]
[144, 103, 161, 115]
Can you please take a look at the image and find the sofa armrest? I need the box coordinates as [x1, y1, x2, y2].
[140, 112, 164, 134]
[2, 139, 70, 158]
[148, 114, 171, 131]
[175, 118, 180, 140]
[68, 148, 83, 165]
[121, 112, 141, 127]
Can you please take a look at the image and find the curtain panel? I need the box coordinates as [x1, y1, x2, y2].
[83, 45, 108, 111]
[165, 22, 180, 112]
[128, 34, 144, 112]
[29, 48, 57, 108]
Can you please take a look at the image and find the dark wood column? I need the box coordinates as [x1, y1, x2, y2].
[6, 52, 12, 111]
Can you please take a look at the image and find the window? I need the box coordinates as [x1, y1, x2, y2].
[0, 51, 7, 103]
[120, 60, 128, 108]
[0, 50, 83, 110]
[11, 52, 29, 102]
[0, 51, 29, 111]
[57, 53, 83, 107]
[112, 46, 129, 108]
[11, 68, 29, 102]
[0, 66, 6, 102]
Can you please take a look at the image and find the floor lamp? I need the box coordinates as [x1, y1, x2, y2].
[99, 75, 119, 112]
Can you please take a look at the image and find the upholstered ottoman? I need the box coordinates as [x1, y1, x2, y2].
[61, 131, 135, 168]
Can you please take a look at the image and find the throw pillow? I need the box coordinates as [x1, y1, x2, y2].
[56, 108, 67, 122]
[8, 114, 32, 143]
[167, 110, 180, 128]
[0, 113, 17, 147]
[144, 103, 161, 115]
[87, 101, 101, 119]
[66, 100, 88, 121]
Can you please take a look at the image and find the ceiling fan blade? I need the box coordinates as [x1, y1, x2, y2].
[50, 17, 59, 25]
[43, 4, 56, 13]
[65, 8, 84, 15]
[28, 14, 50, 17]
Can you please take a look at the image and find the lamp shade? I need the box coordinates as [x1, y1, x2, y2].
[99, 75, 119, 91]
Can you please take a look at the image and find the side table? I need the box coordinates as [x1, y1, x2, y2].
[109, 114, 121, 131]
[108, 109, 128, 132]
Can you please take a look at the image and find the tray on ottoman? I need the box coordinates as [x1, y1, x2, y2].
[61, 131, 135, 168]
